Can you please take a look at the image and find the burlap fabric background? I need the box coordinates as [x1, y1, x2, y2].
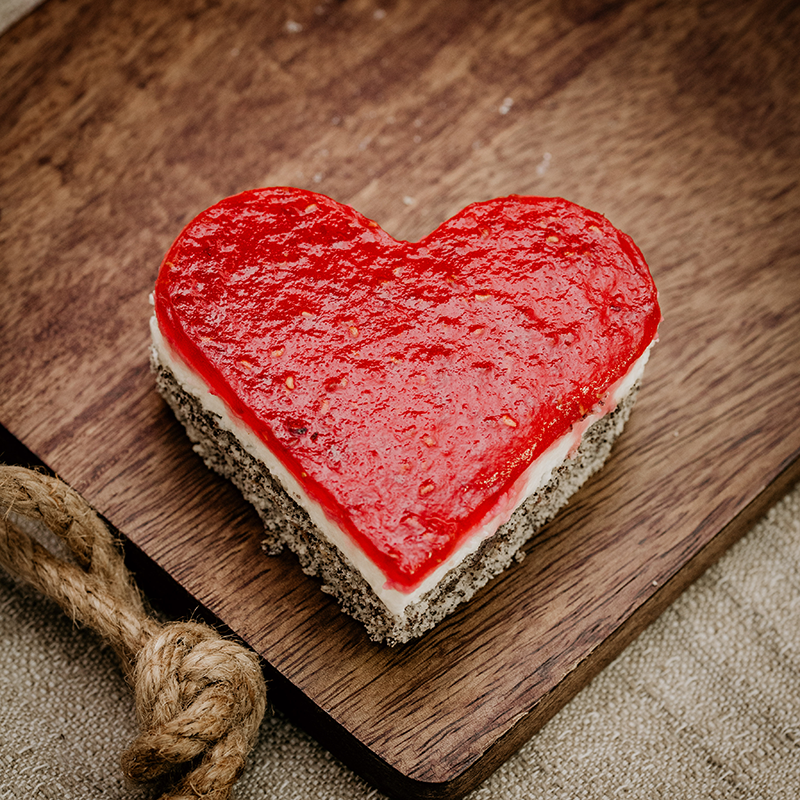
[1, 479, 798, 799]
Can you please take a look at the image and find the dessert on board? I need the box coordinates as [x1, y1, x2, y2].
[151, 187, 661, 644]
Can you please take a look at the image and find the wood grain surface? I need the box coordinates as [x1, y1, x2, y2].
[2, 1, 799, 797]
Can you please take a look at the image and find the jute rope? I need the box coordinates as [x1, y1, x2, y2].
[0, 465, 267, 800]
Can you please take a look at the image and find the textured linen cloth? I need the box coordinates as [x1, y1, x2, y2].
[1, 480, 798, 800]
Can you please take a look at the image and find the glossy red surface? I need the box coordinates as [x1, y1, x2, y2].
[154, 188, 660, 592]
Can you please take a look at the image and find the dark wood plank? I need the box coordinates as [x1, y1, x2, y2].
[2, 0, 799, 797]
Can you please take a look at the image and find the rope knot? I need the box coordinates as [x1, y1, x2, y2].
[0, 465, 267, 800]
[123, 621, 267, 797]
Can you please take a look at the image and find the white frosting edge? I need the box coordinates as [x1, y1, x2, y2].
[151, 310, 650, 618]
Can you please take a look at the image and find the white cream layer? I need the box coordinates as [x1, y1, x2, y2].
[151, 312, 650, 618]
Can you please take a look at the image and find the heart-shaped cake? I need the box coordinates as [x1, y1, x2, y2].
[151, 187, 660, 644]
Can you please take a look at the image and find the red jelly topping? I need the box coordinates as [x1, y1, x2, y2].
[154, 188, 660, 593]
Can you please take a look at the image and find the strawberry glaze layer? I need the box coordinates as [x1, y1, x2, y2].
[154, 188, 660, 593]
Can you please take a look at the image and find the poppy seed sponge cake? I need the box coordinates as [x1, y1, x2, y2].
[150, 188, 660, 645]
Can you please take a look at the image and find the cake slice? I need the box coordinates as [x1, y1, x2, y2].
[150, 188, 660, 645]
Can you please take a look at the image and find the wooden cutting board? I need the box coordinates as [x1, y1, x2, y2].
[2, 1, 798, 797]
